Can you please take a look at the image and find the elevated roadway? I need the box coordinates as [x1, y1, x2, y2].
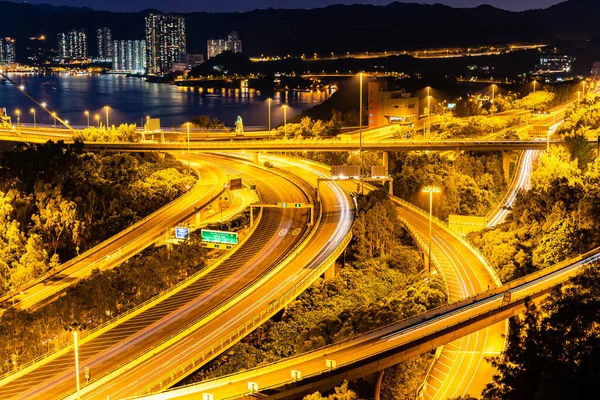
[0, 158, 229, 312]
[74, 154, 353, 400]
[0, 154, 313, 399]
[230, 154, 505, 399]
[146, 245, 600, 400]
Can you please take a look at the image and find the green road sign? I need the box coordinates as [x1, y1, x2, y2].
[278, 202, 305, 208]
[201, 229, 238, 245]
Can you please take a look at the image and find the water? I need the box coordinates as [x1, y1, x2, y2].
[0, 73, 333, 129]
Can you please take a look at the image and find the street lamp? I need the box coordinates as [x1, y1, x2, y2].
[577, 90, 581, 106]
[94, 114, 100, 128]
[491, 84, 496, 117]
[64, 322, 87, 399]
[422, 186, 441, 273]
[282, 105, 288, 137]
[104, 106, 109, 128]
[14, 109, 20, 127]
[84, 111, 90, 127]
[267, 98, 272, 138]
[186, 122, 191, 173]
[30, 108, 36, 128]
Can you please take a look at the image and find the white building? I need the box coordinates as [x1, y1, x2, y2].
[207, 31, 242, 59]
[113, 40, 146, 73]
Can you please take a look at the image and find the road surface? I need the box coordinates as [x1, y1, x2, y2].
[0, 154, 312, 399]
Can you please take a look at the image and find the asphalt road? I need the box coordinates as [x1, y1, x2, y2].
[75, 154, 353, 400]
[0, 154, 312, 399]
[0, 159, 228, 312]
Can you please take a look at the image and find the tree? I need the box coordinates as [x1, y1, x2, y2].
[304, 381, 357, 400]
[483, 263, 600, 399]
[31, 184, 82, 255]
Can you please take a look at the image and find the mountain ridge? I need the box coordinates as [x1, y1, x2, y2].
[0, 0, 597, 60]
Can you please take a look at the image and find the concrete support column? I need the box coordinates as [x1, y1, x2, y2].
[253, 152, 260, 165]
[382, 151, 389, 175]
[388, 177, 394, 197]
[374, 370, 385, 400]
[323, 260, 336, 281]
[502, 151, 511, 184]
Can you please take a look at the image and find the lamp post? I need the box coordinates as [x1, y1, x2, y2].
[186, 122, 191, 173]
[94, 114, 100, 128]
[104, 106, 109, 128]
[267, 98, 272, 138]
[14, 110, 20, 127]
[577, 90, 581, 106]
[422, 186, 441, 273]
[84, 111, 90, 128]
[582, 80, 586, 100]
[30, 108, 36, 128]
[533, 80, 537, 93]
[64, 322, 87, 399]
[282, 105, 288, 137]
[52, 112, 57, 129]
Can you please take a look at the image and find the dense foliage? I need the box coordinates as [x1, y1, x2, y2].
[482, 263, 600, 400]
[0, 237, 207, 373]
[0, 142, 196, 293]
[390, 151, 506, 220]
[469, 98, 600, 282]
[77, 124, 139, 142]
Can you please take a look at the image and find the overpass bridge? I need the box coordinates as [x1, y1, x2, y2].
[139, 246, 600, 400]
[0, 129, 588, 152]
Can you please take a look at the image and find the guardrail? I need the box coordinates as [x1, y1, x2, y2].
[390, 196, 501, 288]
[140, 229, 353, 396]
[0, 179, 231, 384]
[59, 158, 337, 399]
[157, 247, 600, 400]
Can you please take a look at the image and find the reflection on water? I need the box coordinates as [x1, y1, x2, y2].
[0, 73, 333, 128]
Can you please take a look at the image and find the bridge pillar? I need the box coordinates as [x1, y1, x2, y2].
[502, 151, 511, 184]
[323, 260, 336, 280]
[382, 151, 389, 175]
[253, 152, 260, 165]
[374, 370, 385, 400]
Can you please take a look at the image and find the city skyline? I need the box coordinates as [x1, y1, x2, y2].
[12, 0, 566, 13]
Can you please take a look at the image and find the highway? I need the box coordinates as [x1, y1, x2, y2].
[0, 154, 315, 399]
[71, 154, 353, 400]
[146, 243, 600, 400]
[257, 154, 504, 399]
[0, 158, 229, 312]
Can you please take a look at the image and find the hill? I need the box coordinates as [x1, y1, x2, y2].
[0, 0, 599, 65]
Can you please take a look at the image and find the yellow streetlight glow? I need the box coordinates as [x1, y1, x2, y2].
[30, 108, 36, 128]
[104, 106, 110, 127]
[84, 110, 90, 127]
[267, 98, 272, 137]
[94, 114, 100, 128]
[282, 104, 288, 137]
[422, 185, 441, 273]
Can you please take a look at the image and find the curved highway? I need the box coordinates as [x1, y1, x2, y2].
[254, 154, 505, 399]
[149, 237, 600, 400]
[0, 158, 228, 312]
[0, 154, 313, 399]
[74, 154, 353, 400]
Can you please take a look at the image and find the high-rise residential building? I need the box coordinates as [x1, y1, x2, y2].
[97, 27, 113, 59]
[207, 31, 243, 59]
[113, 40, 146, 73]
[207, 39, 227, 59]
[57, 29, 88, 61]
[227, 31, 242, 54]
[145, 13, 186, 75]
[0, 37, 16, 64]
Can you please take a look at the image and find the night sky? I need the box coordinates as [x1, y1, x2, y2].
[16, 0, 566, 13]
